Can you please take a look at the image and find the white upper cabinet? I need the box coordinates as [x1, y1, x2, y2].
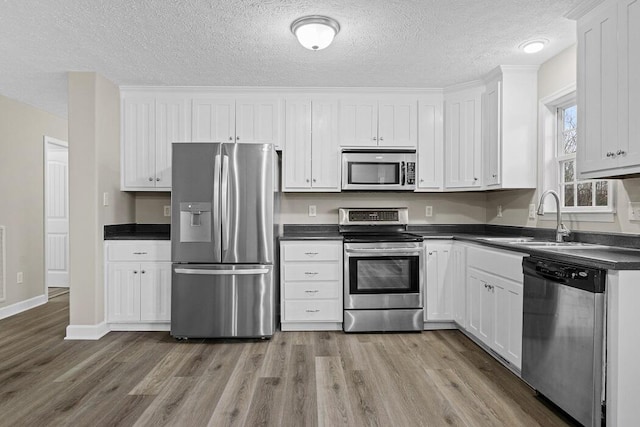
[444, 85, 483, 189]
[338, 96, 417, 148]
[482, 66, 538, 189]
[191, 97, 235, 142]
[577, 0, 640, 178]
[416, 94, 444, 191]
[283, 98, 340, 192]
[121, 93, 191, 191]
[192, 96, 282, 146]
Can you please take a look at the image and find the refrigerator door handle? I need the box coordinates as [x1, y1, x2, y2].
[174, 268, 269, 275]
[221, 154, 230, 251]
[213, 153, 221, 245]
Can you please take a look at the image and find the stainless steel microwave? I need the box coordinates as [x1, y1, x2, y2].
[341, 150, 416, 191]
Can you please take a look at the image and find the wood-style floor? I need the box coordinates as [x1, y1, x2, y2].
[0, 293, 575, 426]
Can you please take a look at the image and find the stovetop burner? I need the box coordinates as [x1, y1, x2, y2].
[341, 232, 424, 243]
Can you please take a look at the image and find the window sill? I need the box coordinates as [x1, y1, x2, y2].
[539, 211, 615, 223]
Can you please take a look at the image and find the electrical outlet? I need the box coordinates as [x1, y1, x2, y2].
[629, 202, 640, 220]
[308, 205, 317, 217]
[17, 272, 23, 284]
[497, 205, 503, 218]
[425, 206, 433, 217]
[528, 204, 537, 220]
[164, 205, 171, 217]
[103, 192, 109, 207]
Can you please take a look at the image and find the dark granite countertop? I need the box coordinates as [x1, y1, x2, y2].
[104, 224, 170, 240]
[280, 224, 342, 241]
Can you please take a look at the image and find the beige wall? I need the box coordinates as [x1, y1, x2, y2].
[135, 193, 171, 224]
[0, 95, 68, 309]
[68, 72, 134, 327]
[488, 44, 640, 234]
[281, 192, 487, 224]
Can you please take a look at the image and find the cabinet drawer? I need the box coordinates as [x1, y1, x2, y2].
[284, 262, 340, 281]
[284, 281, 341, 300]
[283, 300, 342, 322]
[467, 245, 524, 282]
[282, 242, 342, 261]
[107, 242, 171, 262]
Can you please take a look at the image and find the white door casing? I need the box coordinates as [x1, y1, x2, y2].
[44, 136, 69, 288]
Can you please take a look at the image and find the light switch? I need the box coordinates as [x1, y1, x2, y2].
[103, 192, 109, 207]
[308, 205, 317, 217]
[497, 205, 503, 218]
[629, 202, 640, 221]
[17, 272, 23, 284]
[425, 206, 433, 217]
[164, 205, 171, 217]
[528, 204, 537, 220]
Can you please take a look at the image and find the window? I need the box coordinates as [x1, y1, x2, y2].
[555, 101, 613, 212]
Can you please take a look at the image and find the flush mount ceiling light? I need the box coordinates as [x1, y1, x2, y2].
[519, 39, 548, 54]
[291, 15, 340, 51]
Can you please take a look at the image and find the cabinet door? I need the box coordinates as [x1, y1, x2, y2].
[283, 99, 312, 190]
[482, 79, 501, 187]
[451, 244, 467, 328]
[491, 276, 523, 369]
[444, 87, 483, 188]
[417, 99, 444, 190]
[106, 263, 141, 322]
[577, 3, 620, 176]
[140, 262, 172, 322]
[122, 97, 156, 189]
[378, 98, 418, 148]
[311, 100, 340, 190]
[236, 98, 281, 147]
[338, 98, 377, 146]
[466, 267, 493, 345]
[192, 98, 235, 142]
[617, 0, 640, 169]
[425, 243, 453, 321]
[156, 96, 191, 189]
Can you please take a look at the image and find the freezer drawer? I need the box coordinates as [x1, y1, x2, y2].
[171, 264, 274, 339]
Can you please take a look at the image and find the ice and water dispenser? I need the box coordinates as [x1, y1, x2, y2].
[179, 202, 212, 242]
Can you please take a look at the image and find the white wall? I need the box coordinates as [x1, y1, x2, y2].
[0, 95, 67, 309]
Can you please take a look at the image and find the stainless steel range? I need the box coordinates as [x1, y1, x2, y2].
[340, 207, 424, 332]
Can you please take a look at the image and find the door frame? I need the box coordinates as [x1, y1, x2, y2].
[43, 136, 69, 297]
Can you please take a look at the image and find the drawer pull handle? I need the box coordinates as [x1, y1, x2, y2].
[133, 252, 148, 255]
[305, 290, 319, 294]
[305, 309, 320, 313]
[304, 272, 318, 275]
[304, 252, 318, 256]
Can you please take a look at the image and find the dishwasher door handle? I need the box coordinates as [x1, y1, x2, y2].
[530, 271, 568, 285]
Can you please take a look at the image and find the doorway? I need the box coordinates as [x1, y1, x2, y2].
[44, 136, 69, 296]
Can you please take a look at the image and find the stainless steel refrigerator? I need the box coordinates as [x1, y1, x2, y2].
[170, 142, 278, 339]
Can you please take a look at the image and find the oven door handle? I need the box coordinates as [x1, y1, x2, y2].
[345, 248, 421, 254]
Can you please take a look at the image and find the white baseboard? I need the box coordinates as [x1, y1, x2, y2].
[0, 294, 47, 320]
[108, 323, 170, 332]
[65, 322, 110, 340]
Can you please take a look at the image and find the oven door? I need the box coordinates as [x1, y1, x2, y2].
[344, 242, 423, 309]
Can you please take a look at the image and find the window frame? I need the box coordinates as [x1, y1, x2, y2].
[538, 85, 615, 222]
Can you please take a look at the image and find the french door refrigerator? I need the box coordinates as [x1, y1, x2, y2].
[170, 142, 277, 339]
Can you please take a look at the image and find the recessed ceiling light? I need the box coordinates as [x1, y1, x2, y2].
[291, 15, 340, 51]
[519, 39, 548, 54]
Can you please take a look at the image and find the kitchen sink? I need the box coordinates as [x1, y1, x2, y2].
[514, 241, 607, 249]
[478, 237, 535, 243]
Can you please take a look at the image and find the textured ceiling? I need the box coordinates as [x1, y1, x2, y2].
[0, 0, 585, 118]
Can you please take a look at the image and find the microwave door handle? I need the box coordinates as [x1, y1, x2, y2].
[401, 161, 406, 186]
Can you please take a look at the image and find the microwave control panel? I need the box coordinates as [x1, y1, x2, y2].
[406, 162, 416, 185]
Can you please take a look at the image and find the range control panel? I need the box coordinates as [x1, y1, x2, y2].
[339, 207, 409, 226]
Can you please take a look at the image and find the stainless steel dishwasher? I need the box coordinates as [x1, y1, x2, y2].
[522, 257, 606, 427]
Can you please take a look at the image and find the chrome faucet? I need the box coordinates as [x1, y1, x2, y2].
[537, 190, 570, 242]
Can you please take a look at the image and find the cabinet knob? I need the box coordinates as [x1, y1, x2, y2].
[420, 179, 424, 183]
[236, 136, 240, 141]
[141, 270, 146, 274]
[428, 252, 433, 255]
[229, 136, 233, 141]
[305, 309, 320, 313]
[607, 152, 615, 157]
[133, 270, 138, 274]
[379, 137, 384, 141]
[156, 177, 160, 181]
[492, 174, 497, 178]
[148, 177, 153, 181]
[474, 177, 478, 181]
[312, 178, 316, 183]
[306, 179, 310, 183]
[304, 252, 318, 256]
[617, 150, 626, 155]
[373, 137, 377, 141]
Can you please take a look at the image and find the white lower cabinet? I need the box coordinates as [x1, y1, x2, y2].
[105, 241, 171, 329]
[425, 241, 453, 322]
[280, 240, 343, 331]
[465, 245, 524, 370]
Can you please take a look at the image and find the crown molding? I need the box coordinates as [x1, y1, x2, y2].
[564, 0, 606, 20]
